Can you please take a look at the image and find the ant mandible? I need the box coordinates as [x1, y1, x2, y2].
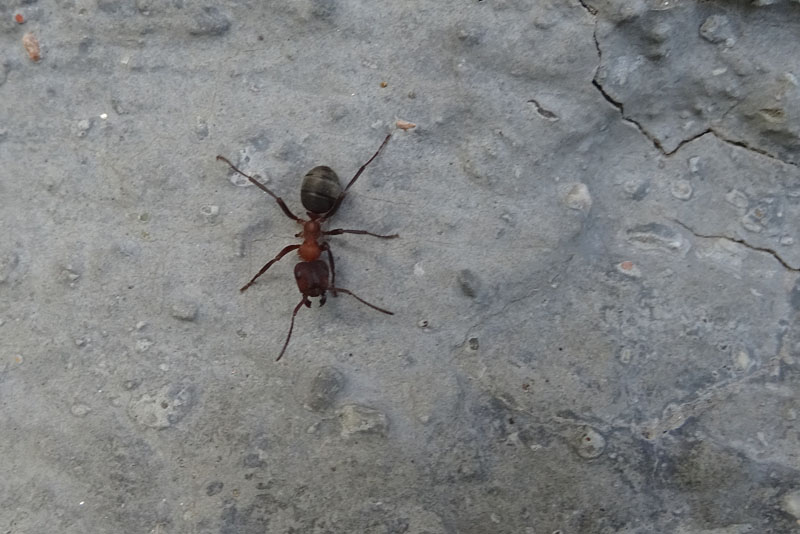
[216, 133, 397, 361]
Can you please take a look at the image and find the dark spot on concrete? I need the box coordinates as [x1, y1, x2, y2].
[247, 132, 270, 151]
[310, 0, 336, 19]
[243, 453, 264, 468]
[206, 481, 223, 496]
[790, 278, 800, 311]
[189, 7, 230, 36]
[304, 366, 345, 412]
[456, 268, 482, 298]
[78, 37, 92, 54]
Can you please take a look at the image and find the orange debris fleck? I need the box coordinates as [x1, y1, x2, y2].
[620, 261, 634, 271]
[395, 119, 416, 130]
[22, 32, 41, 61]
[15, 13, 25, 23]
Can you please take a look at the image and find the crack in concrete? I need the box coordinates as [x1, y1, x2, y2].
[673, 219, 799, 272]
[576, 0, 597, 16]
[708, 130, 798, 168]
[581, 2, 799, 168]
[591, 79, 672, 153]
[579, 2, 675, 156]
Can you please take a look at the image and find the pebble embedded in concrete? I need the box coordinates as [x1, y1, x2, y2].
[616, 260, 641, 278]
[128, 383, 196, 429]
[563, 183, 592, 213]
[699, 15, 736, 45]
[70, 404, 91, 417]
[304, 366, 345, 412]
[671, 180, 693, 200]
[188, 7, 230, 36]
[627, 223, 687, 254]
[574, 427, 606, 459]
[205, 481, 224, 496]
[170, 299, 198, 321]
[72, 119, 92, 138]
[338, 404, 388, 438]
[780, 489, 800, 520]
[456, 268, 482, 299]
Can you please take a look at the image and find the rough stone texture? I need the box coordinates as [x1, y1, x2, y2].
[594, 0, 800, 163]
[303, 365, 345, 412]
[1, 1, 799, 533]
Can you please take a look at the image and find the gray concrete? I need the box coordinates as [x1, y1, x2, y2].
[1, 0, 799, 532]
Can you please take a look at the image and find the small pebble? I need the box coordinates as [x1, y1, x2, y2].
[206, 481, 224, 497]
[396, 119, 416, 130]
[627, 223, 685, 253]
[781, 490, 800, 519]
[732, 349, 752, 371]
[201, 205, 219, 222]
[22, 32, 41, 61]
[135, 339, 153, 352]
[616, 260, 641, 278]
[725, 189, 749, 209]
[171, 300, 198, 321]
[564, 183, 592, 212]
[73, 119, 92, 138]
[741, 208, 765, 233]
[699, 15, 735, 45]
[671, 180, 693, 200]
[456, 269, 482, 298]
[128, 383, 196, 429]
[304, 367, 345, 412]
[575, 427, 606, 459]
[189, 7, 230, 36]
[71, 404, 91, 417]
[195, 117, 209, 139]
[338, 404, 388, 438]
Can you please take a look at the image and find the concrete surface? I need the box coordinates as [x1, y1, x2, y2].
[1, 0, 799, 533]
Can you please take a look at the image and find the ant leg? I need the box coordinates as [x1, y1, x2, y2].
[323, 133, 391, 218]
[240, 244, 300, 292]
[216, 155, 302, 222]
[330, 287, 393, 315]
[277, 298, 306, 361]
[320, 242, 338, 297]
[324, 228, 399, 239]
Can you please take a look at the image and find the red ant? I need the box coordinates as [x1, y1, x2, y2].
[217, 133, 397, 361]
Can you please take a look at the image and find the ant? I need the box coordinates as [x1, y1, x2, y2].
[217, 133, 397, 361]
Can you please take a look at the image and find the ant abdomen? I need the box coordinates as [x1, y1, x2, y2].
[301, 166, 342, 214]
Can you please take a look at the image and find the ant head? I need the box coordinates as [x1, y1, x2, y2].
[294, 260, 330, 297]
